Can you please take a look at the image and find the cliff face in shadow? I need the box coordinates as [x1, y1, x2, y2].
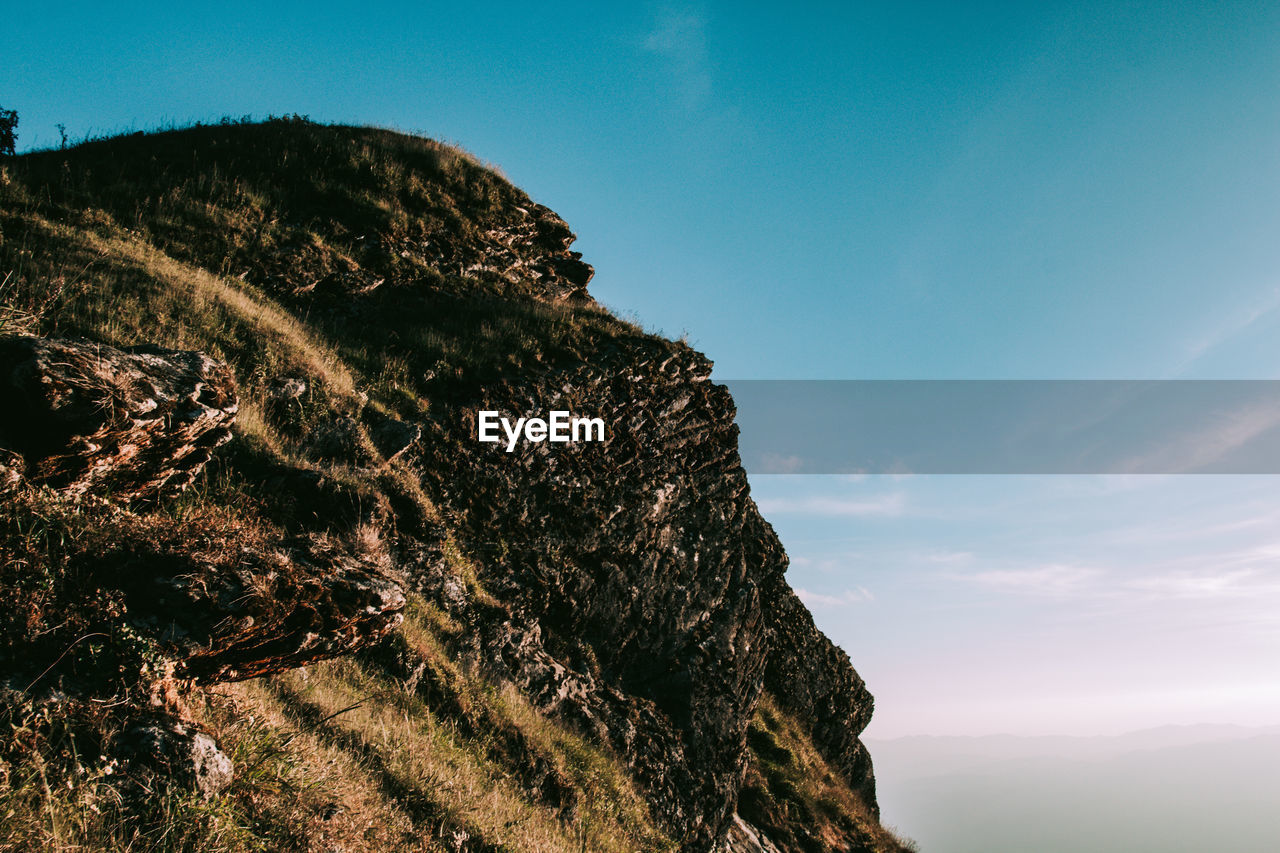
[0, 119, 903, 853]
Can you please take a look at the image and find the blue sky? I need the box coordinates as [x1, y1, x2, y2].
[7, 1, 1280, 736]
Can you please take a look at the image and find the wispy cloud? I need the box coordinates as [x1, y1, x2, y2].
[643, 8, 713, 110]
[957, 564, 1104, 597]
[789, 553, 876, 575]
[795, 586, 875, 608]
[946, 549, 1280, 604]
[755, 492, 907, 517]
[1180, 285, 1280, 372]
[926, 550, 976, 566]
[757, 453, 804, 474]
[1116, 397, 1280, 474]
[1124, 568, 1275, 600]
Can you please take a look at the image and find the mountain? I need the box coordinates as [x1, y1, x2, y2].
[869, 727, 1280, 853]
[0, 118, 908, 853]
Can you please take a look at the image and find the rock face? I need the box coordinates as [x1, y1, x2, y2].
[763, 573, 879, 810]
[721, 814, 785, 853]
[277, 198, 595, 304]
[412, 339, 840, 850]
[421, 202, 595, 303]
[0, 335, 237, 501]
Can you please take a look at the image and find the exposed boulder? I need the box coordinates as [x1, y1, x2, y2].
[116, 717, 234, 798]
[719, 814, 785, 853]
[0, 335, 236, 501]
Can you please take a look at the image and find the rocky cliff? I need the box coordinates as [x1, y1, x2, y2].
[0, 119, 906, 853]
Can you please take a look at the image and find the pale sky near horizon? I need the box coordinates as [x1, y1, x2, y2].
[6, 1, 1280, 737]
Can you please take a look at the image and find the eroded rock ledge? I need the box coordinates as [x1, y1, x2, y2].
[0, 335, 406, 685]
[0, 335, 237, 501]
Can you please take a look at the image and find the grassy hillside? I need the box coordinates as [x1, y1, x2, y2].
[0, 119, 905, 853]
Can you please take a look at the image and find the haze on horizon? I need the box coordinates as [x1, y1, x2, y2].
[8, 0, 1280, 744]
[867, 724, 1280, 852]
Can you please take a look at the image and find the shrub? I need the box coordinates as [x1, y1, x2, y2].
[0, 107, 16, 156]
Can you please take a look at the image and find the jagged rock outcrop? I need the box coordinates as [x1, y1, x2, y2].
[264, 196, 594, 304]
[121, 533, 407, 683]
[417, 201, 595, 303]
[0, 334, 405, 685]
[721, 814, 785, 853]
[393, 539, 702, 825]
[404, 337, 884, 850]
[412, 340, 786, 850]
[0, 335, 236, 501]
[763, 574, 879, 811]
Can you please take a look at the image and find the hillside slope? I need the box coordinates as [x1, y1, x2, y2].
[0, 119, 909, 853]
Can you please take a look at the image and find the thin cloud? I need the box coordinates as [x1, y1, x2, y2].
[956, 564, 1104, 597]
[926, 550, 976, 566]
[757, 453, 804, 474]
[1123, 569, 1274, 600]
[788, 554, 875, 575]
[795, 587, 875, 608]
[946, 550, 1280, 604]
[755, 492, 907, 517]
[1180, 285, 1280, 372]
[643, 8, 713, 109]
[1116, 398, 1280, 474]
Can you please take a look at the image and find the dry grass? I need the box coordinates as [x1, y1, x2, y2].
[0, 692, 268, 853]
[79, 226, 360, 402]
[740, 694, 919, 853]
[194, 679, 452, 853]
[174, 594, 674, 853]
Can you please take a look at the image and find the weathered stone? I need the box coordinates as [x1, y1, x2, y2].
[369, 415, 422, 463]
[404, 333, 886, 850]
[0, 336, 236, 501]
[268, 376, 308, 400]
[719, 815, 785, 853]
[414, 341, 781, 851]
[118, 534, 406, 683]
[117, 718, 234, 798]
[763, 573, 880, 812]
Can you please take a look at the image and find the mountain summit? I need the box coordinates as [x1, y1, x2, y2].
[0, 119, 908, 853]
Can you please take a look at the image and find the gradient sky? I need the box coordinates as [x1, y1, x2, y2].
[6, 1, 1280, 737]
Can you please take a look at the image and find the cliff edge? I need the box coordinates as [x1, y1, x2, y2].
[0, 119, 909, 853]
